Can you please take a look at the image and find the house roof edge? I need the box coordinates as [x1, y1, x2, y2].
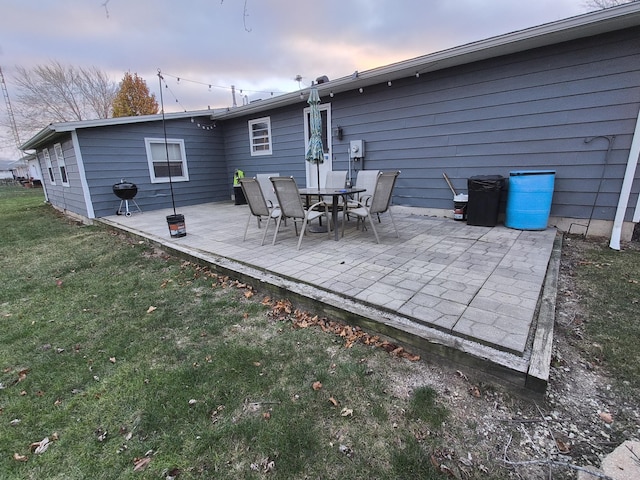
[213, 3, 640, 119]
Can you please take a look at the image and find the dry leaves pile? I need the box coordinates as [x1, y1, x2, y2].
[262, 297, 421, 362]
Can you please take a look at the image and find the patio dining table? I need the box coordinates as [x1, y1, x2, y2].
[299, 187, 365, 241]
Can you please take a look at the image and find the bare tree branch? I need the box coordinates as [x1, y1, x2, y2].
[584, 0, 639, 9]
[11, 61, 117, 141]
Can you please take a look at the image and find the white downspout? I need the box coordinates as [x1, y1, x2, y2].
[610, 103, 640, 250]
[633, 171, 640, 223]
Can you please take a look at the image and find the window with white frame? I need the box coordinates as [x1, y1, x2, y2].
[248, 117, 272, 156]
[43, 148, 55, 184]
[54, 143, 69, 186]
[144, 138, 189, 183]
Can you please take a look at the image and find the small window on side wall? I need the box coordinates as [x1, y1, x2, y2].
[248, 117, 272, 156]
[144, 138, 189, 183]
[54, 143, 69, 186]
[43, 148, 55, 185]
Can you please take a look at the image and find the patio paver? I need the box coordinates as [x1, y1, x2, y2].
[100, 201, 558, 391]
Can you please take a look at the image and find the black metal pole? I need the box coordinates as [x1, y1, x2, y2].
[157, 69, 177, 216]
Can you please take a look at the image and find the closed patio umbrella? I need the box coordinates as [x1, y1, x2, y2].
[305, 87, 324, 190]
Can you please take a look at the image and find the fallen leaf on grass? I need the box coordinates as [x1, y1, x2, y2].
[341, 408, 353, 417]
[339, 444, 354, 458]
[599, 411, 613, 424]
[13, 453, 28, 462]
[469, 386, 481, 398]
[109, 357, 116, 364]
[146, 306, 157, 314]
[556, 438, 571, 454]
[166, 467, 181, 479]
[263, 412, 271, 420]
[95, 428, 108, 442]
[312, 381, 322, 391]
[17, 368, 30, 382]
[133, 456, 151, 471]
[328, 397, 339, 407]
[30, 437, 51, 454]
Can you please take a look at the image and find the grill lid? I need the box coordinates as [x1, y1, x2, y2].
[113, 180, 138, 200]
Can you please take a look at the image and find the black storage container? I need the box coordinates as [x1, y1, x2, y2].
[467, 175, 504, 226]
[234, 185, 246, 205]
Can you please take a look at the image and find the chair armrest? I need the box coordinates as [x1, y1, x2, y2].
[308, 200, 329, 211]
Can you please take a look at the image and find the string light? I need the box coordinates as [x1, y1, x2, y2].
[160, 71, 287, 97]
[158, 76, 188, 112]
[191, 117, 217, 131]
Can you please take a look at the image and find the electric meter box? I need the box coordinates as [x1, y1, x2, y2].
[349, 140, 365, 159]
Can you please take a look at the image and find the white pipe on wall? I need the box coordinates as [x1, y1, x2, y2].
[610, 102, 640, 250]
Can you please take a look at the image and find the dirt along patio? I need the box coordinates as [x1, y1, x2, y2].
[100, 200, 559, 395]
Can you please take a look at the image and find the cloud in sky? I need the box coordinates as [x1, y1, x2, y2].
[0, 0, 591, 159]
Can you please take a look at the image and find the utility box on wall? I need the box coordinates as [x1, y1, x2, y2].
[349, 140, 364, 159]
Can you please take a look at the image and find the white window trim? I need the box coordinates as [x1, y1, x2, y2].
[144, 138, 189, 184]
[43, 148, 55, 185]
[54, 143, 69, 187]
[248, 117, 273, 156]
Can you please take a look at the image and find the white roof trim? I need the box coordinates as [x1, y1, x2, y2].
[19, 110, 218, 150]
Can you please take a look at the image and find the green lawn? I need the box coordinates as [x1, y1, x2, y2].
[0, 186, 451, 479]
[2, 185, 638, 479]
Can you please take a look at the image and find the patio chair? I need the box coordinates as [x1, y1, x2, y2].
[239, 177, 281, 245]
[270, 176, 330, 250]
[324, 170, 347, 190]
[256, 173, 279, 208]
[348, 169, 380, 207]
[346, 169, 381, 224]
[323, 170, 348, 229]
[346, 170, 400, 243]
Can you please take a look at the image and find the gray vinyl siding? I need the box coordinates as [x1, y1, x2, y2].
[330, 26, 639, 221]
[223, 105, 309, 185]
[37, 136, 89, 217]
[217, 26, 640, 223]
[75, 117, 227, 217]
[25, 22, 640, 226]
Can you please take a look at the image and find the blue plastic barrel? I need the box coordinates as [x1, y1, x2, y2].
[505, 170, 555, 230]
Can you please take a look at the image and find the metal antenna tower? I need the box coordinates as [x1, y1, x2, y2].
[0, 65, 21, 149]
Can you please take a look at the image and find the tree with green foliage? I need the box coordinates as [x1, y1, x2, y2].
[112, 72, 158, 117]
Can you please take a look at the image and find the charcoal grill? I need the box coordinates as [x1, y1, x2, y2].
[113, 179, 142, 216]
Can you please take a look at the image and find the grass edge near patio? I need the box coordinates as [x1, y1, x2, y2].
[0, 186, 454, 479]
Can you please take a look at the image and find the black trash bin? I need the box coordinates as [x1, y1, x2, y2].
[467, 175, 504, 226]
[233, 185, 246, 205]
[233, 169, 246, 205]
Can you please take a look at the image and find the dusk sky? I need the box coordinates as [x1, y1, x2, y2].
[0, 0, 598, 161]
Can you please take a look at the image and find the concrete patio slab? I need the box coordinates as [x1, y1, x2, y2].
[99, 201, 560, 394]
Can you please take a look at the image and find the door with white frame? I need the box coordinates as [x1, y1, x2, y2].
[303, 103, 332, 188]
